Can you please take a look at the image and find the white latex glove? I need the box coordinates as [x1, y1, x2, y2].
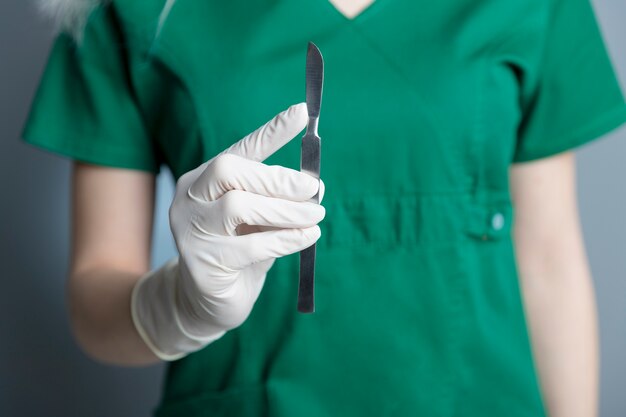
[131, 102, 325, 360]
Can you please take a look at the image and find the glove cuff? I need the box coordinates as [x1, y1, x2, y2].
[130, 257, 226, 361]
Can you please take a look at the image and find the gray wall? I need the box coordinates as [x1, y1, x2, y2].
[1, 1, 624, 416]
[0, 2, 169, 416]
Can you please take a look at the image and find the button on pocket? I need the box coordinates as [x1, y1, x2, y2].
[491, 212, 505, 231]
[464, 197, 513, 241]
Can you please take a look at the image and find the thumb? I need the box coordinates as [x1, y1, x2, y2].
[220, 102, 308, 162]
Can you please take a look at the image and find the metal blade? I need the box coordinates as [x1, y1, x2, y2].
[298, 42, 324, 314]
[305, 42, 324, 119]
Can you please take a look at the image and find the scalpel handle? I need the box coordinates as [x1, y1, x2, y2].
[298, 131, 321, 313]
[298, 243, 316, 313]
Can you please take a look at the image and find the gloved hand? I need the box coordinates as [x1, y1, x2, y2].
[131, 103, 325, 360]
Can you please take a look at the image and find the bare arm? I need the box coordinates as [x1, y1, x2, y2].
[69, 161, 161, 366]
[510, 152, 599, 417]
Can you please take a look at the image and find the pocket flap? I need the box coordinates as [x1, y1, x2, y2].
[464, 198, 513, 241]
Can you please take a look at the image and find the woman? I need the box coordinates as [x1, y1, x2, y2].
[23, 0, 626, 415]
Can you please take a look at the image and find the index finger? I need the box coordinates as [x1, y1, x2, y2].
[218, 102, 308, 162]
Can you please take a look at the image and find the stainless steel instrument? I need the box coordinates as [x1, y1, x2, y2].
[298, 42, 324, 313]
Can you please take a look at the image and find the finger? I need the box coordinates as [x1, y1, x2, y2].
[203, 190, 325, 236]
[190, 153, 319, 202]
[232, 177, 325, 235]
[225, 226, 322, 270]
[219, 102, 308, 162]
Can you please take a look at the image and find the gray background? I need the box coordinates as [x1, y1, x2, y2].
[0, 0, 624, 416]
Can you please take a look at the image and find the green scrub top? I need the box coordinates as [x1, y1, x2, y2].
[23, 0, 626, 415]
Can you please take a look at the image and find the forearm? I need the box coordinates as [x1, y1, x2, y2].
[518, 256, 599, 417]
[68, 266, 160, 366]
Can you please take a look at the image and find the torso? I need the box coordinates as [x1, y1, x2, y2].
[119, 1, 551, 415]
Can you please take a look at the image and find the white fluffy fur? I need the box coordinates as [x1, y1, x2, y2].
[36, 0, 110, 41]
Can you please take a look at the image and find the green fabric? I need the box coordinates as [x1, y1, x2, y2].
[22, 5, 163, 173]
[22, 0, 626, 415]
[512, 0, 626, 162]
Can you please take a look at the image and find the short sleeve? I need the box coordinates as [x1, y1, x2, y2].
[512, 0, 626, 163]
[21, 5, 162, 173]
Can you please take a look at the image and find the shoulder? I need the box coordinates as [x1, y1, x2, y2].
[37, 0, 109, 41]
[36, 0, 168, 42]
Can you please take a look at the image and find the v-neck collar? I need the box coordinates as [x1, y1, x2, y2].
[317, 0, 384, 23]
